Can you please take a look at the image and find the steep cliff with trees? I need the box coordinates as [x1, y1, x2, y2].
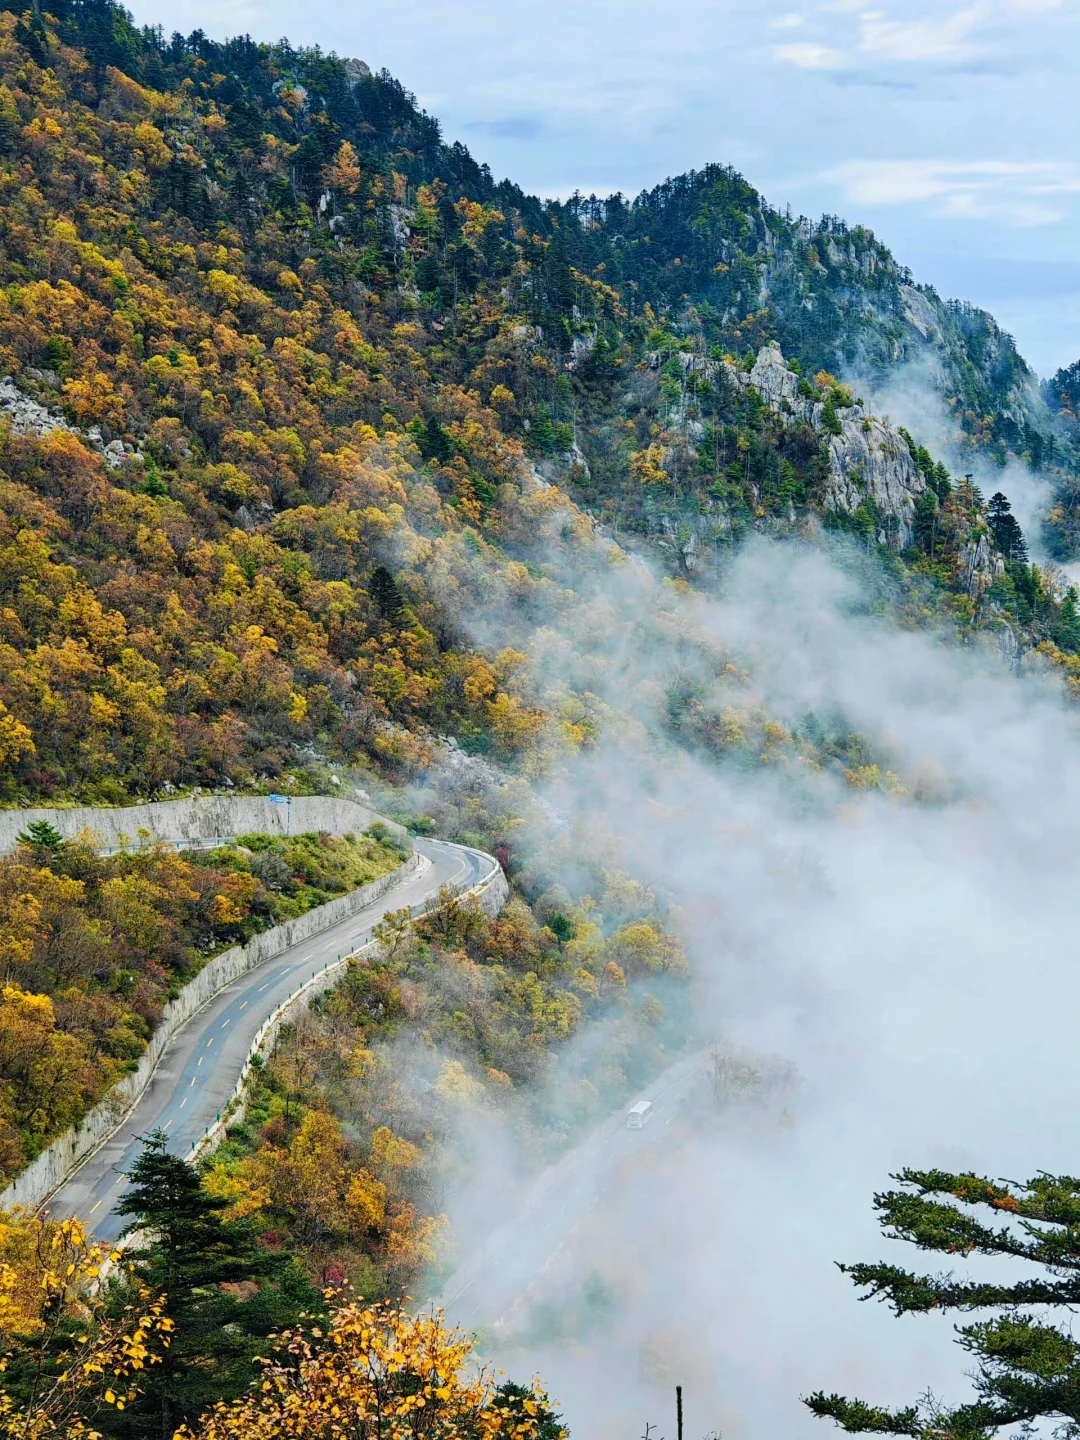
[546, 174, 1045, 462]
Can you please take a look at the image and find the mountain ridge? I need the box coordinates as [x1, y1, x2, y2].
[14, 0, 1051, 449]
[0, 0, 1076, 817]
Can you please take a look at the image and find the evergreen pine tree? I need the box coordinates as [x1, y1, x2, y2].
[987, 492, 1028, 564]
[108, 1130, 322, 1440]
[929, 461, 953, 502]
[807, 1167, 1080, 1439]
[16, 819, 67, 860]
[912, 490, 939, 556]
[369, 565, 405, 622]
[13, 3, 50, 64]
[528, 411, 556, 455]
[821, 396, 843, 436]
[1051, 586, 1080, 653]
[423, 415, 454, 463]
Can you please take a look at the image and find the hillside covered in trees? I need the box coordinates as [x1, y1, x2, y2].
[0, 0, 1076, 810]
[4, 3, 1080, 1434]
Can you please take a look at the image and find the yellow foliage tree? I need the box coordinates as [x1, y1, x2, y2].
[0, 987, 99, 1161]
[629, 442, 669, 488]
[370, 1125, 422, 1175]
[179, 1300, 554, 1440]
[0, 1211, 171, 1438]
[257, 1110, 348, 1246]
[606, 921, 687, 978]
[0, 707, 33, 768]
[344, 1168, 388, 1234]
[325, 140, 361, 196]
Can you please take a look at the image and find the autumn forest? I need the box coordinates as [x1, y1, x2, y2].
[3, 0, 1080, 1435]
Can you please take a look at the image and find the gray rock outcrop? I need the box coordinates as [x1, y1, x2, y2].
[0, 375, 75, 440]
[677, 342, 927, 548]
[820, 410, 925, 547]
[0, 376, 141, 469]
[744, 343, 927, 546]
[963, 532, 1004, 597]
[747, 343, 811, 419]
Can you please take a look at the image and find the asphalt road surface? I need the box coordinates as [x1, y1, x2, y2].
[49, 838, 495, 1243]
[437, 1048, 707, 1330]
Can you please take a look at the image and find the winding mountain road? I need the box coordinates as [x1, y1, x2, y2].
[5, 791, 706, 1321]
[437, 1048, 708, 1330]
[47, 836, 496, 1243]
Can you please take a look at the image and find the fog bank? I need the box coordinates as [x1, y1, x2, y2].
[448, 535, 1080, 1438]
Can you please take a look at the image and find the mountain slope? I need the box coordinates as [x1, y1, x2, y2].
[15, 2, 1051, 447]
[4, 13, 1080, 1428]
[0, 0, 1076, 812]
[545, 172, 1046, 462]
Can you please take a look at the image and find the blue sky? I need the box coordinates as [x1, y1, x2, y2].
[125, 0, 1080, 376]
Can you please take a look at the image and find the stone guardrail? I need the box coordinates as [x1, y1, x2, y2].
[192, 847, 510, 1161]
[4, 854, 420, 1212]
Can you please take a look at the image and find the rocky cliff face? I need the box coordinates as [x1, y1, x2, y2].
[735, 350, 1007, 596]
[745, 344, 807, 416]
[896, 284, 1041, 438]
[749, 344, 927, 547]
[678, 343, 928, 548]
[598, 167, 1044, 455]
[962, 532, 1004, 599]
[821, 411, 926, 548]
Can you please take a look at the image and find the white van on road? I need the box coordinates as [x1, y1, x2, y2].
[626, 1100, 654, 1129]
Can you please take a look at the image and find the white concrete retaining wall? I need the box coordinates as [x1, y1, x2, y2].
[1, 852, 420, 1212]
[474, 862, 510, 918]
[0, 794, 407, 855]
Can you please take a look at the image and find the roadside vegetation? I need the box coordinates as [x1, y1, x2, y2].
[201, 873, 688, 1301]
[0, 819, 403, 1182]
[0, 1182, 563, 1439]
[0, 837, 685, 1435]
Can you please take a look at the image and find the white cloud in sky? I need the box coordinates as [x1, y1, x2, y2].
[774, 40, 849, 67]
[769, 11, 807, 27]
[825, 158, 1080, 225]
[775, 6, 984, 69]
[777, 0, 1079, 70]
[856, 5, 986, 61]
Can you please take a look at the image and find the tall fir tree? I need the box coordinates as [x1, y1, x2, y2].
[987, 493, 1028, 564]
[107, 1130, 322, 1440]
